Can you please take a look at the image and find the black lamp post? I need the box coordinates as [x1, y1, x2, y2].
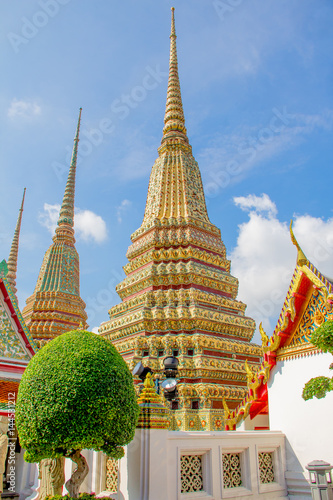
[132, 361, 153, 382]
[161, 356, 179, 401]
[132, 356, 179, 401]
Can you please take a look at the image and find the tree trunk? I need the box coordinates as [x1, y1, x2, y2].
[65, 450, 89, 498]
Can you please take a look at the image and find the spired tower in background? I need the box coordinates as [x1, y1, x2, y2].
[6, 188, 26, 301]
[100, 9, 262, 431]
[23, 109, 87, 343]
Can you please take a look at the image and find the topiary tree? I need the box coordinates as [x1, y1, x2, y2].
[16, 330, 139, 496]
[302, 320, 333, 400]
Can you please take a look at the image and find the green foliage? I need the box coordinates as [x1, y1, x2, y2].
[46, 494, 110, 500]
[302, 320, 333, 401]
[16, 330, 139, 463]
[311, 320, 333, 354]
[46, 495, 109, 500]
[302, 376, 333, 400]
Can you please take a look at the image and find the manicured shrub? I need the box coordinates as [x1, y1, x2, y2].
[16, 329, 139, 494]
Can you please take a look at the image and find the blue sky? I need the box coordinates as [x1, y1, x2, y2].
[1, 0, 332, 342]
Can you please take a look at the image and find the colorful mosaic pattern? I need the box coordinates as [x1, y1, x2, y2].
[0, 296, 28, 360]
[288, 289, 328, 348]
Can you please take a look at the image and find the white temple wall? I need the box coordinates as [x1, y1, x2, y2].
[118, 430, 288, 500]
[268, 352, 333, 497]
[22, 430, 289, 499]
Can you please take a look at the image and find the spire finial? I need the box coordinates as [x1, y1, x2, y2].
[162, 8, 188, 143]
[57, 108, 82, 231]
[290, 220, 308, 266]
[171, 7, 176, 36]
[7, 188, 26, 296]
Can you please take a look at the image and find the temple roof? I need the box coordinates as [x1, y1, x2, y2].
[224, 226, 333, 429]
[0, 261, 37, 416]
[0, 260, 37, 361]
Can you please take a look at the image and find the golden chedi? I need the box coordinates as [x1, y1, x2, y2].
[100, 9, 262, 431]
[23, 109, 87, 341]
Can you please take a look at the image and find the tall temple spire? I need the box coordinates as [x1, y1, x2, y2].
[57, 107, 82, 231]
[7, 188, 26, 297]
[23, 109, 87, 342]
[162, 7, 188, 144]
[100, 10, 261, 432]
[134, 7, 211, 234]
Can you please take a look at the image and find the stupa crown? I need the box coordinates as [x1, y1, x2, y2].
[162, 7, 188, 144]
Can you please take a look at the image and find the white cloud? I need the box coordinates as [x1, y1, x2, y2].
[234, 193, 277, 217]
[8, 99, 41, 119]
[75, 210, 107, 243]
[92, 327, 99, 334]
[117, 199, 132, 223]
[39, 203, 60, 234]
[39, 203, 107, 244]
[230, 194, 333, 342]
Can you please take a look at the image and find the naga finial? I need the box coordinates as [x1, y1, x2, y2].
[290, 220, 307, 266]
[259, 322, 269, 347]
[244, 360, 254, 385]
[222, 397, 230, 419]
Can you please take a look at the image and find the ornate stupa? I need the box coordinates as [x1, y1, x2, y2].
[22, 109, 87, 342]
[100, 9, 262, 431]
